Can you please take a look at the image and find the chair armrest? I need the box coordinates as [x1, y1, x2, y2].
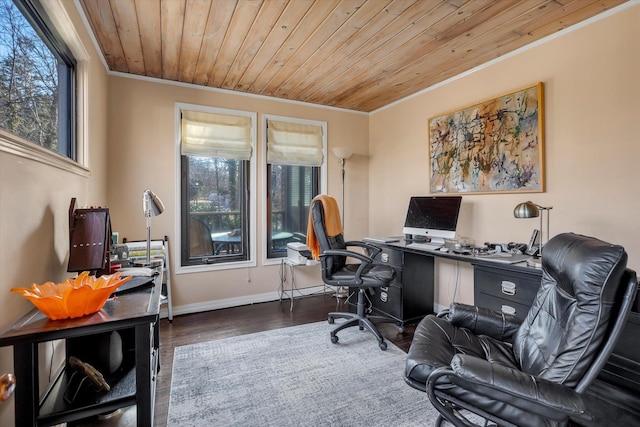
[448, 354, 585, 420]
[320, 249, 373, 264]
[449, 302, 520, 342]
[320, 249, 374, 283]
[344, 241, 382, 258]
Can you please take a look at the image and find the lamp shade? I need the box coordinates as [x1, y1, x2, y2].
[143, 190, 164, 217]
[513, 201, 539, 219]
[331, 146, 353, 160]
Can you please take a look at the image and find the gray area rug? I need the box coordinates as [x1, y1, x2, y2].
[167, 321, 440, 426]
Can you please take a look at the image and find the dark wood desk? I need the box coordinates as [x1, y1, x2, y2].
[0, 272, 162, 426]
[363, 240, 541, 325]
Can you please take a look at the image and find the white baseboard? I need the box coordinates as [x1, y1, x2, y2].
[160, 285, 328, 319]
[158, 286, 444, 321]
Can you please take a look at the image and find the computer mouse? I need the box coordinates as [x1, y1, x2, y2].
[438, 247, 449, 252]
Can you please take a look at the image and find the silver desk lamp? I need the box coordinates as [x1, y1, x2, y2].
[514, 201, 553, 266]
[143, 190, 165, 266]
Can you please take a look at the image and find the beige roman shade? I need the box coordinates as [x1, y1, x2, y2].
[266, 119, 324, 166]
[181, 110, 252, 160]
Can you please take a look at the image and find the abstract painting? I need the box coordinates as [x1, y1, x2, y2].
[429, 83, 544, 194]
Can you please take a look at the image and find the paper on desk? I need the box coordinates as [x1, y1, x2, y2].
[477, 253, 531, 264]
[118, 267, 156, 276]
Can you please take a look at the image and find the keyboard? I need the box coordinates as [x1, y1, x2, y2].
[364, 236, 400, 244]
[406, 242, 443, 251]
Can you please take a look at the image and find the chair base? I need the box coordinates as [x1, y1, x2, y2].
[328, 287, 399, 350]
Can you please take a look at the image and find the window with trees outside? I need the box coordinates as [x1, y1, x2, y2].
[179, 106, 255, 268]
[0, 0, 76, 160]
[264, 116, 325, 260]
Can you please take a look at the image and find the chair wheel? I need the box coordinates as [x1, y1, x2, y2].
[328, 316, 334, 324]
[379, 341, 387, 351]
[331, 335, 339, 344]
[398, 325, 405, 334]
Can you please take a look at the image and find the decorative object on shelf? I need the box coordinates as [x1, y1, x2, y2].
[67, 198, 112, 274]
[142, 190, 165, 266]
[429, 82, 544, 194]
[10, 271, 131, 320]
[64, 356, 111, 404]
[70, 356, 110, 391]
[0, 373, 15, 401]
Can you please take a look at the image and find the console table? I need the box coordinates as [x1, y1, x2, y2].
[0, 270, 162, 426]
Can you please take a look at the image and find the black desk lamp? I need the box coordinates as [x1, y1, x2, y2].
[143, 190, 164, 266]
[513, 201, 553, 256]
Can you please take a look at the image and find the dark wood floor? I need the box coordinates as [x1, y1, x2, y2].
[152, 294, 640, 427]
[73, 292, 639, 427]
[154, 293, 415, 427]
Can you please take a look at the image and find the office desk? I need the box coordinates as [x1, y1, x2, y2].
[0, 271, 162, 426]
[364, 240, 541, 325]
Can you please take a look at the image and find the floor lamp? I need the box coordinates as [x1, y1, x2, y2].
[331, 147, 353, 299]
[331, 146, 354, 228]
[142, 189, 165, 266]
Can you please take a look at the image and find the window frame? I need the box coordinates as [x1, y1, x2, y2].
[262, 114, 327, 266]
[0, 0, 89, 174]
[175, 102, 257, 274]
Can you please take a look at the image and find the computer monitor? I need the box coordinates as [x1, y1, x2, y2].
[402, 196, 462, 245]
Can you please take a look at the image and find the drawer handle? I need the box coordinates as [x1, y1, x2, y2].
[501, 281, 516, 296]
[501, 305, 516, 315]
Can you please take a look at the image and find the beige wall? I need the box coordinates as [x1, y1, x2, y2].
[0, 1, 109, 422]
[106, 77, 369, 311]
[369, 4, 640, 308]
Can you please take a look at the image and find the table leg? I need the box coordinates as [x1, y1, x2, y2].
[14, 343, 38, 426]
[135, 322, 153, 426]
[289, 262, 295, 311]
[279, 259, 286, 302]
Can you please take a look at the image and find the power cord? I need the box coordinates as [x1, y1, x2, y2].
[449, 260, 460, 304]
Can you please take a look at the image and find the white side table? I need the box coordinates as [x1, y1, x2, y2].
[279, 258, 321, 311]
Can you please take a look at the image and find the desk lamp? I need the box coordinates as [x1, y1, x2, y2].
[143, 190, 164, 266]
[513, 201, 553, 257]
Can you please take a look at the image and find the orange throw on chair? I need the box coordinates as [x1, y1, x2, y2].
[306, 195, 343, 260]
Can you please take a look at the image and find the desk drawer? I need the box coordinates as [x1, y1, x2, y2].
[372, 247, 403, 268]
[475, 293, 530, 321]
[371, 285, 403, 321]
[474, 266, 539, 307]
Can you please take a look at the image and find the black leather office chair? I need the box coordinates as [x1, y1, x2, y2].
[309, 195, 401, 350]
[404, 232, 638, 427]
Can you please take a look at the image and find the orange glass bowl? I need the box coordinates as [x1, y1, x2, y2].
[11, 271, 131, 320]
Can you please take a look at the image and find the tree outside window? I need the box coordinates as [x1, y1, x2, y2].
[0, 0, 75, 159]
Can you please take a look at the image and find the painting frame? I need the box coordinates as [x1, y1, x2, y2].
[428, 82, 544, 195]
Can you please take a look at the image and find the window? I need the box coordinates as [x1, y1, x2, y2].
[264, 116, 326, 261]
[178, 104, 256, 269]
[0, 0, 76, 159]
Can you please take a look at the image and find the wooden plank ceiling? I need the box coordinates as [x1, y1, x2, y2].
[79, 0, 627, 112]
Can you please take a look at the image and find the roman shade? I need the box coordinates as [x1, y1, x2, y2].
[266, 119, 323, 166]
[181, 110, 252, 160]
